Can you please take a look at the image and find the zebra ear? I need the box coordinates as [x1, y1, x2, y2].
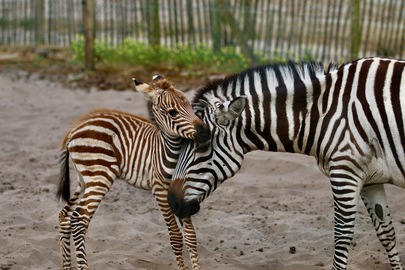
[132, 78, 157, 99]
[215, 96, 247, 125]
[152, 75, 164, 81]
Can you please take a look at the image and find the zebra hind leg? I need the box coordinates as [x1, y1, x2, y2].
[59, 181, 84, 270]
[182, 217, 200, 270]
[59, 204, 73, 270]
[361, 184, 403, 270]
[71, 178, 113, 270]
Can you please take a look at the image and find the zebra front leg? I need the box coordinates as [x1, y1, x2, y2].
[182, 217, 200, 270]
[330, 173, 362, 270]
[361, 184, 403, 270]
[154, 192, 186, 270]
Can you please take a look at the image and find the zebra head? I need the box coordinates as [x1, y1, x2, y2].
[168, 94, 247, 219]
[133, 75, 211, 144]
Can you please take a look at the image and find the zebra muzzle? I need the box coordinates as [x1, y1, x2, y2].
[193, 122, 211, 144]
[168, 180, 200, 219]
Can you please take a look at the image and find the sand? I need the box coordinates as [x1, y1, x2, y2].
[0, 69, 404, 270]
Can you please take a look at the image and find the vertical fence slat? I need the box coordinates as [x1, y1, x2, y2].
[186, 0, 195, 47]
[83, 0, 95, 70]
[363, 0, 373, 56]
[67, 0, 73, 44]
[195, 0, 203, 45]
[327, 0, 335, 61]
[287, 0, 295, 58]
[10, 0, 15, 44]
[263, 1, 274, 58]
[210, 0, 220, 53]
[35, 0, 44, 45]
[149, 0, 160, 47]
[350, 0, 361, 59]
[173, 0, 180, 47]
[394, 0, 404, 57]
[321, 0, 330, 61]
[256, 0, 265, 53]
[1, 0, 4, 45]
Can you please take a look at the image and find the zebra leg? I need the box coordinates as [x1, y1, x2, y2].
[330, 173, 362, 270]
[154, 187, 186, 270]
[59, 178, 85, 270]
[182, 217, 200, 270]
[71, 178, 113, 270]
[360, 184, 403, 270]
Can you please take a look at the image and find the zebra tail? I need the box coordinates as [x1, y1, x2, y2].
[56, 149, 70, 202]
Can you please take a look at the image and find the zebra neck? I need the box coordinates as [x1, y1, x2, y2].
[237, 72, 326, 156]
[160, 131, 183, 159]
[149, 131, 184, 184]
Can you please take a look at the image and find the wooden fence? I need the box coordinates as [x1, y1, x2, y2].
[0, 0, 404, 63]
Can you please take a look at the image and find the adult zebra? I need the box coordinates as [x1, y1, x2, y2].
[57, 76, 210, 270]
[168, 57, 405, 269]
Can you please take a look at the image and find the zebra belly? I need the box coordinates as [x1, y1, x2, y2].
[316, 139, 405, 188]
[364, 156, 393, 185]
[369, 161, 405, 188]
[363, 150, 405, 188]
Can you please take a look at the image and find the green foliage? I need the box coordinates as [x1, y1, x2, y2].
[19, 19, 36, 29]
[70, 35, 85, 62]
[70, 35, 258, 74]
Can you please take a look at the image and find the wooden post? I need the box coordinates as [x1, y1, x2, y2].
[214, 0, 258, 64]
[210, 0, 221, 53]
[35, 0, 44, 45]
[186, 0, 195, 46]
[149, 0, 160, 48]
[350, 0, 361, 60]
[241, 0, 254, 40]
[83, 0, 95, 70]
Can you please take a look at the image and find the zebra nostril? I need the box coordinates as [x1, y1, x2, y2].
[167, 188, 200, 218]
[168, 191, 180, 214]
[189, 200, 200, 216]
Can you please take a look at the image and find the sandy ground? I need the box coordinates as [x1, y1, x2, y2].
[0, 69, 404, 270]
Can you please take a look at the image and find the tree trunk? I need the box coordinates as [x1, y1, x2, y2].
[83, 0, 95, 70]
[350, 0, 361, 60]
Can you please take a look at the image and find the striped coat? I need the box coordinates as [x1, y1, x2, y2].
[57, 76, 210, 270]
[168, 57, 405, 269]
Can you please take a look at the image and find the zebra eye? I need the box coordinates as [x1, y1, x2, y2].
[195, 110, 203, 118]
[168, 109, 178, 117]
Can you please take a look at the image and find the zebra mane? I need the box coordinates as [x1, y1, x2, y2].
[193, 61, 325, 104]
[325, 62, 339, 73]
[153, 77, 177, 92]
[146, 101, 157, 125]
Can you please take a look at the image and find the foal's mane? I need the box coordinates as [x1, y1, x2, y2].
[193, 61, 327, 103]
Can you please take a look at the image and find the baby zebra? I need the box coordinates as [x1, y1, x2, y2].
[57, 76, 210, 270]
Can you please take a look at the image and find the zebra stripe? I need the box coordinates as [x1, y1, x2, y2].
[168, 57, 405, 270]
[57, 77, 210, 270]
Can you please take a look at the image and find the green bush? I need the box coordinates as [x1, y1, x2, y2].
[70, 35, 258, 74]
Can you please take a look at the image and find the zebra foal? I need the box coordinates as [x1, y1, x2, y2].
[168, 57, 405, 269]
[57, 76, 210, 270]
